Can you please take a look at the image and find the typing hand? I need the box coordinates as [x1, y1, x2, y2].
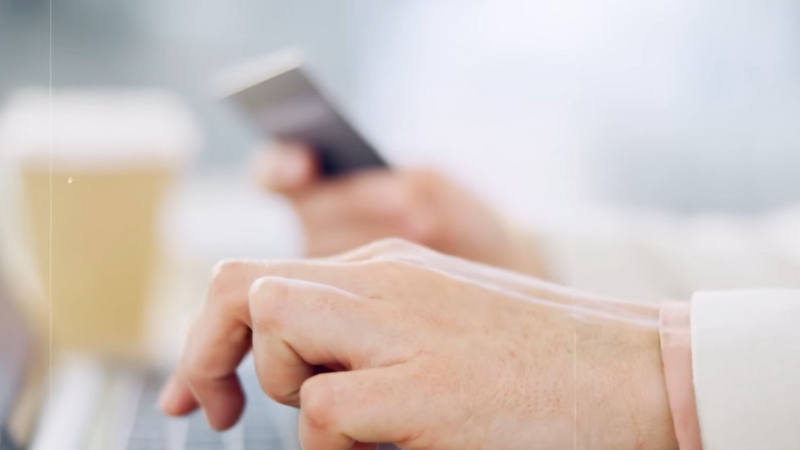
[160, 239, 676, 450]
[255, 141, 547, 276]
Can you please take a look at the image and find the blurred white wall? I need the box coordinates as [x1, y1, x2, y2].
[346, 0, 800, 222]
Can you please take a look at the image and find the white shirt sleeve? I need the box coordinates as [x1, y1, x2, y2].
[691, 290, 800, 450]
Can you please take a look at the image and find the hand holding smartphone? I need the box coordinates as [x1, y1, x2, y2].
[215, 49, 388, 177]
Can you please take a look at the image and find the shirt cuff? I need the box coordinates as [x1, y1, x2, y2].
[659, 301, 703, 450]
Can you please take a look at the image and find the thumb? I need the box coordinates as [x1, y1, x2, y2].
[258, 142, 318, 194]
[298, 367, 422, 450]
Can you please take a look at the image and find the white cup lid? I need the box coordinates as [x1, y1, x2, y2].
[0, 89, 201, 171]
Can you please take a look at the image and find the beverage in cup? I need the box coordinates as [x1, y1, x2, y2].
[0, 90, 199, 359]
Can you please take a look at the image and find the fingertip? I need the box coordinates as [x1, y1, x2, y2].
[204, 377, 247, 431]
[352, 443, 379, 450]
[262, 141, 318, 193]
[159, 374, 200, 416]
[207, 408, 243, 432]
[208, 407, 246, 432]
[286, 143, 318, 186]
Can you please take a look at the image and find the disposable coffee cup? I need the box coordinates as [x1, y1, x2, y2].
[0, 89, 200, 359]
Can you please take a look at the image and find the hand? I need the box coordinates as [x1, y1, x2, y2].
[160, 239, 677, 450]
[256, 142, 547, 276]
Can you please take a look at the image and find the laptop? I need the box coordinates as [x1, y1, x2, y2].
[0, 268, 302, 450]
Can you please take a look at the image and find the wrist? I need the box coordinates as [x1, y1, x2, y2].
[627, 325, 679, 450]
[582, 313, 678, 450]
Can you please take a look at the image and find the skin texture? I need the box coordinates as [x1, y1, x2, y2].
[160, 238, 678, 450]
[256, 142, 548, 277]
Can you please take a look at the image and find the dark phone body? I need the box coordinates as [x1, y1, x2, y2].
[221, 52, 388, 177]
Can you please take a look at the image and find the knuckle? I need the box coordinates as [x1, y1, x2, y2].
[300, 376, 340, 431]
[211, 259, 246, 280]
[378, 237, 431, 259]
[354, 257, 426, 286]
[344, 237, 433, 265]
[249, 275, 288, 299]
[353, 238, 435, 270]
[209, 259, 253, 301]
[248, 277, 291, 332]
[383, 252, 427, 268]
[367, 237, 415, 254]
[359, 258, 402, 274]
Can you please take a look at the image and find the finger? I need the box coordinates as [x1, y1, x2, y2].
[294, 171, 434, 241]
[203, 258, 407, 308]
[298, 368, 423, 450]
[160, 256, 417, 426]
[258, 141, 318, 193]
[159, 369, 200, 416]
[180, 306, 252, 430]
[160, 263, 257, 429]
[249, 276, 401, 407]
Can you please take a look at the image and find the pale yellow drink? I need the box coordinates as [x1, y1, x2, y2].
[0, 90, 198, 359]
[22, 169, 172, 356]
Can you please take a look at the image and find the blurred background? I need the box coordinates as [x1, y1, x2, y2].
[3, 0, 799, 223]
[1, 0, 800, 351]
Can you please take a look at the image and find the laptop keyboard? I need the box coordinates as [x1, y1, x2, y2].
[125, 362, 300, 450]
[125, 362, 400, 450]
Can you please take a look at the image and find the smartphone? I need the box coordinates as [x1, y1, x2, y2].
[215, 49, 388, 177]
